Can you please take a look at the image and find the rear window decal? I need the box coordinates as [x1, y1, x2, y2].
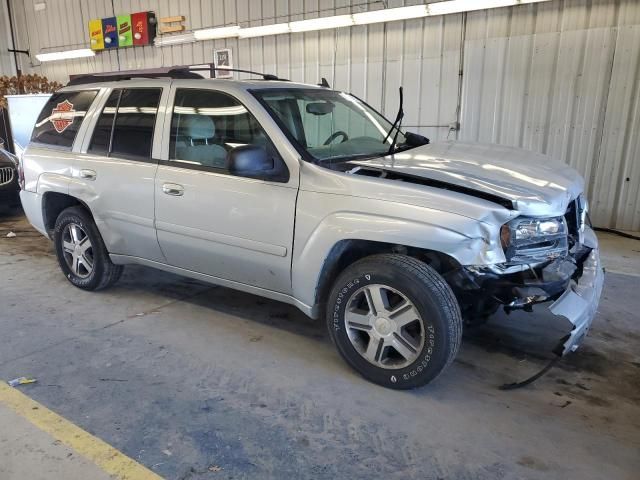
[50, 100, 76, 133]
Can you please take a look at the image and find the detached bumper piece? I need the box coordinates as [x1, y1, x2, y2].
[501, 250, 603, 390]
[548, 248, 604, 355]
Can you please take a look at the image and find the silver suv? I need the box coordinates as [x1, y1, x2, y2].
[19, 70, 604, 389]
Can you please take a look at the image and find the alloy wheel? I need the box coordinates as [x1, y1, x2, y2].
[344, 284, 425, 369]
[61, 223, 94, 279]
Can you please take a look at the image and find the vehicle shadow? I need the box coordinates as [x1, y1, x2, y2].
[114, 265, 328, 343]
[116, 263, 569, 362]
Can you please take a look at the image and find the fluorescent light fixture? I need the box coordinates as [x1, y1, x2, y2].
[151, 0, 553, 49]
[238, 23, 291, 39]
[193, 25, 240, 40]
[154, 32, 196, 46]
[36, 48, 95, 62]
[289, 14, 354, 32]
[427, 0, 547, 15]
[353, 5, 428, 25]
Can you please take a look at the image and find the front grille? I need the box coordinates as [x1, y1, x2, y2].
[565, 199, 579, 238]
[0, 166, 14, 186]
[564, 195, 586, 248]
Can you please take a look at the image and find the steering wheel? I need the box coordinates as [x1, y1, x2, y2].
[323, 131, 349, 145]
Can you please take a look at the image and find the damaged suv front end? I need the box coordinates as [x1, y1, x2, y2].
[458, 194, 604, 356]
[253, 85, 604, 369]
[335, 140, 605, 360]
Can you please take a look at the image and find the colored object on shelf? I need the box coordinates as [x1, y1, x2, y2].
[132, 11, 156, 46]
[88, 18, 104, 50]
[102, 17, 119, 48]
[117, 15, 133, 47]
[88, 11, 156, 51]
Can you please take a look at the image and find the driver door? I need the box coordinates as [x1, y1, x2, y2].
[154, 86, 298, 294]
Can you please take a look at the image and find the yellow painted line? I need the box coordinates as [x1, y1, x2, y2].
[0, 381, 163, 480]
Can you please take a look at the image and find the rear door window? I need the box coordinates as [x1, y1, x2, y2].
[89, 88, 162, 160]
[31, 90, 98, 148]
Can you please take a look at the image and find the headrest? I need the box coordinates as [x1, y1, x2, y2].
[180, 115, 214, 140]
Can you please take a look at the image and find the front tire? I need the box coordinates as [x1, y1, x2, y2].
[53, 206, 123, 291]
[326, 254, 462, 389]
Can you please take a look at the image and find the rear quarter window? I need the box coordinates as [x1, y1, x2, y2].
[31, 90, 98, 148]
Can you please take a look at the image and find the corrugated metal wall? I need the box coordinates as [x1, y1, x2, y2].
[4, 0, 640, 229]
[0, 0, 16, 76]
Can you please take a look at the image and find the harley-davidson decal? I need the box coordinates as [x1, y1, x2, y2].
[50, 100, 76, 133]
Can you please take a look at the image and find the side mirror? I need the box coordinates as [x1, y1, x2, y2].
[226, 145, 275, 178]
[404, 131, 430, 147]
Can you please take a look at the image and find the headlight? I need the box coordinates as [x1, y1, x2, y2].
[514, 218, 562, 239]
[500, 216, 568, 264]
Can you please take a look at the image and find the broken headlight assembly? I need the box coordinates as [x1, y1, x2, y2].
[500, 216, 568, 265]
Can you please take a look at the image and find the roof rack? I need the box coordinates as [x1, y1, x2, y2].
[173, 66, 287, 81]
[67, 70, 203, 86]
[66, 65, 286, 86]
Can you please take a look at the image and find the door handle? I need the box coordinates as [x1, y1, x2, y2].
[79, 169, 97, 181]
[162, 183, 184, 196]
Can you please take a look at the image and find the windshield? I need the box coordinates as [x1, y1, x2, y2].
[252, 88, 408, 163]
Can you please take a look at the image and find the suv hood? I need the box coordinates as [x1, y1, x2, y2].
[352, 142, 583, 217]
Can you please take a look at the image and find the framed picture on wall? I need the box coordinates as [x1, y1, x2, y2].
[214, 49, 233, 78]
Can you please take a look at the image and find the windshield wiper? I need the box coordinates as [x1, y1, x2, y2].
[382, 86, 404, 155]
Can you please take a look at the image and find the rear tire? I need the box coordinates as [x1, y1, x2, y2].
[326, 254, 462, 389]
[53, 206, 123, 291]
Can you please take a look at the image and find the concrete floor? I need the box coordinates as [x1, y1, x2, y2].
[0, 403, 113, 480]
[0, 208, 639, 480]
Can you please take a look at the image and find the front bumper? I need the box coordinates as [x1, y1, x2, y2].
[457, 227, 604, 356]
[548, 247, 604, 355]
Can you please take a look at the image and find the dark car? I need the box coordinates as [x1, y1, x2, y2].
[0, 147, 20, 209]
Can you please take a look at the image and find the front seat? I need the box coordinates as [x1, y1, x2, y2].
[175, 115, 227, 168]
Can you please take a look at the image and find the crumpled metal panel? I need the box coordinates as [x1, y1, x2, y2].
[549, 242, 605, 355]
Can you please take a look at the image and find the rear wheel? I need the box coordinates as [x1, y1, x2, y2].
[326, 254, 462, 389]
[53, 206, 123, 290]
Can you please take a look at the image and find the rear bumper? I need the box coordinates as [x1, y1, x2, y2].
[548, 246, 604, 355]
